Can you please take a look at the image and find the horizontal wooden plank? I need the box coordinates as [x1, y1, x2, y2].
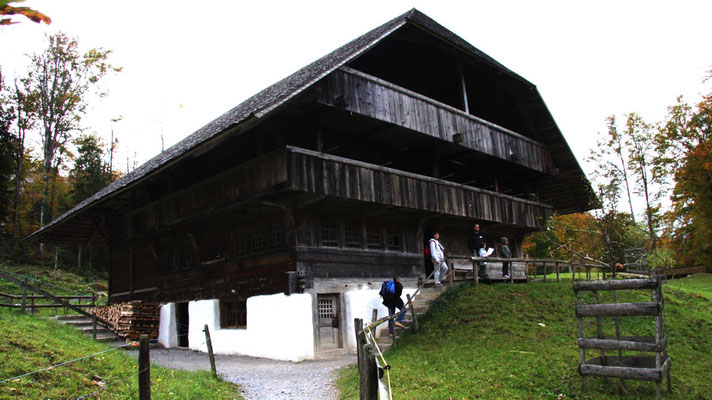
[576, 302, 662, 318]
[578, 336, 667, 352]
[579, 356, 669, 382]
[573, 279, 658, 292]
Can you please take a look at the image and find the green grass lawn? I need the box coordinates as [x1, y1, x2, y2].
[337, 273, 712, 399]
[0, 307, 241, 399]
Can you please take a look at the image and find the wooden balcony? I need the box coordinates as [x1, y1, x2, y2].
[286, 146, 552, 229]
[317, 67, 554, 174]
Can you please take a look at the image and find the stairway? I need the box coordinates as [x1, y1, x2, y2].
[374, 283, 448, 351]
[51, 315, 122, 343]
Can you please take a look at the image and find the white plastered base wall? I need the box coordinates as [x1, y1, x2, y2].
[157, 302, 178, 348]
[159, 293, 315, 362]
[341, 283, 416, 352]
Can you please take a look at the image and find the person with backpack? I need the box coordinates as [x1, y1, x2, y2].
[429, 232, 448, 285]
[380, 275, 406, 334]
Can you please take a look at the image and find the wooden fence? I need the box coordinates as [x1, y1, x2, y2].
[447, 256, 611, 284]
[0, 291, 96, 314]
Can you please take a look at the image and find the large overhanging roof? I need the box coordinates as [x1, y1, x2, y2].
[27, 8, 594, 243]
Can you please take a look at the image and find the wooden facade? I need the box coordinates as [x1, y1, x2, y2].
[28, 9, 594, 354]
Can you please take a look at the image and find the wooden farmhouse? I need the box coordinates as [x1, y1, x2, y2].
[28, 9, 594, 360]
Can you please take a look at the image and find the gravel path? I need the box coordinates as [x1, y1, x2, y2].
[127, 348, 356, 400]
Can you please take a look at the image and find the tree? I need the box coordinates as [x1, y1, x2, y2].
[22, 32, 117, 226]
[624, 113, 660, 248]
[0, 0, 50, 26]
[655, 79, 712, 265]
[0, 95, 16, 228]
[68, 133, 107, 206]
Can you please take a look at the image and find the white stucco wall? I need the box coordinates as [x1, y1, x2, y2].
[182, 293, 314, 362]
[343, 285, 416, 351]
[158, 303, 178, 348]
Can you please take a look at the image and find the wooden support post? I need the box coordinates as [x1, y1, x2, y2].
[21, 278, 27, 314]
[371, 309, 378, 324]
[473, 260, 479, 285]
[30, 293, 35, 314]
[203, 324, 217, 379]
[543, 262, 547, 282]
[138, 334, 151, 400]
[576, 291, 587, 390]
[407, 294, 418, 333]
[354, 318, 363, 371]
[92, 313, 97, 341]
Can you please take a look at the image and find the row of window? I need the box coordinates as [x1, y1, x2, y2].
[319, 221, 403, 251]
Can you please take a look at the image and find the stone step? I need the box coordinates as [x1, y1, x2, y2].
[63, 319, 93, 327]
[77, 325, 111, 334]
[54, 315, 89, 321]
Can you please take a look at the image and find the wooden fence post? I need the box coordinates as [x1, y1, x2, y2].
[138, 334, 151, 400]
[363, 343, 379, 400]
[92, 313, 97, 341]
[371, 309, 378, 323]
[203, 324, 217, 378]
[556, 262, 561, 282]
[354, 318, 363, 371]
[21, 279, 27, 314]
[406, 294, 418, 333]
[473, 260, 479, 285]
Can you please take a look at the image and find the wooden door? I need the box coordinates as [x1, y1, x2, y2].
[317, 294, 341, 350]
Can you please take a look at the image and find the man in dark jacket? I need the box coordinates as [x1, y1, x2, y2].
[468, 224, 486, 255]
[382, 276, 406, 334]
[468, 224, 487, 278]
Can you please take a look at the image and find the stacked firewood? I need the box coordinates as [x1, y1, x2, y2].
[87, 301, 160, 340]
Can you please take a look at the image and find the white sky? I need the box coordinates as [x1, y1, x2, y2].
[1, 0, 711, 178]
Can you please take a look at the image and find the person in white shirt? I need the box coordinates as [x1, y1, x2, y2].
[428, 232, 448, 286]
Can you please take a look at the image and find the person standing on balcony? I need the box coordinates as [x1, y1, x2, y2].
[500, 237, 512, 279]
[468, 224, 487, 278]
[429, 232, 448, 286]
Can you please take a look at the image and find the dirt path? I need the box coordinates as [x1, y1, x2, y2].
[129, 348, 355, 400]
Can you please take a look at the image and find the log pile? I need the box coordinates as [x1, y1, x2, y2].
[87, 301, 160, 340]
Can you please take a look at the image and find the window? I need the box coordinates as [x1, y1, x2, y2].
[386, 228, 402, 251]
[268, 219, 285, 249]
[161, 240, 193, 273]
[235, 229, 249, 257]
[344, 223, 361, 248]
[366, 225, 382, 250]
[220, 299, 247, 329]
[321, 221, 338, 247]
[251, 224, 265, 253]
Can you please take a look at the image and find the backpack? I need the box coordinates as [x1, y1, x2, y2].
[379, 280, 396, 297]
[424, 245, 431, 256]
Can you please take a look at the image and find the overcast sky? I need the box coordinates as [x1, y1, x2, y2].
[1, 0, 711, 176]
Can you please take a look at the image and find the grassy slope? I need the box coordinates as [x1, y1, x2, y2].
[0, 264, 241, 399]
[0, 308, 241, 399]
[337, 274, 712, 399]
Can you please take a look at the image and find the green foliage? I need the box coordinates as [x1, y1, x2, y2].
[337, 275, 712, 399]
[647, 246, 678, 270]
[0, 99, 15, 228]
[68, 134, 108, 206]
